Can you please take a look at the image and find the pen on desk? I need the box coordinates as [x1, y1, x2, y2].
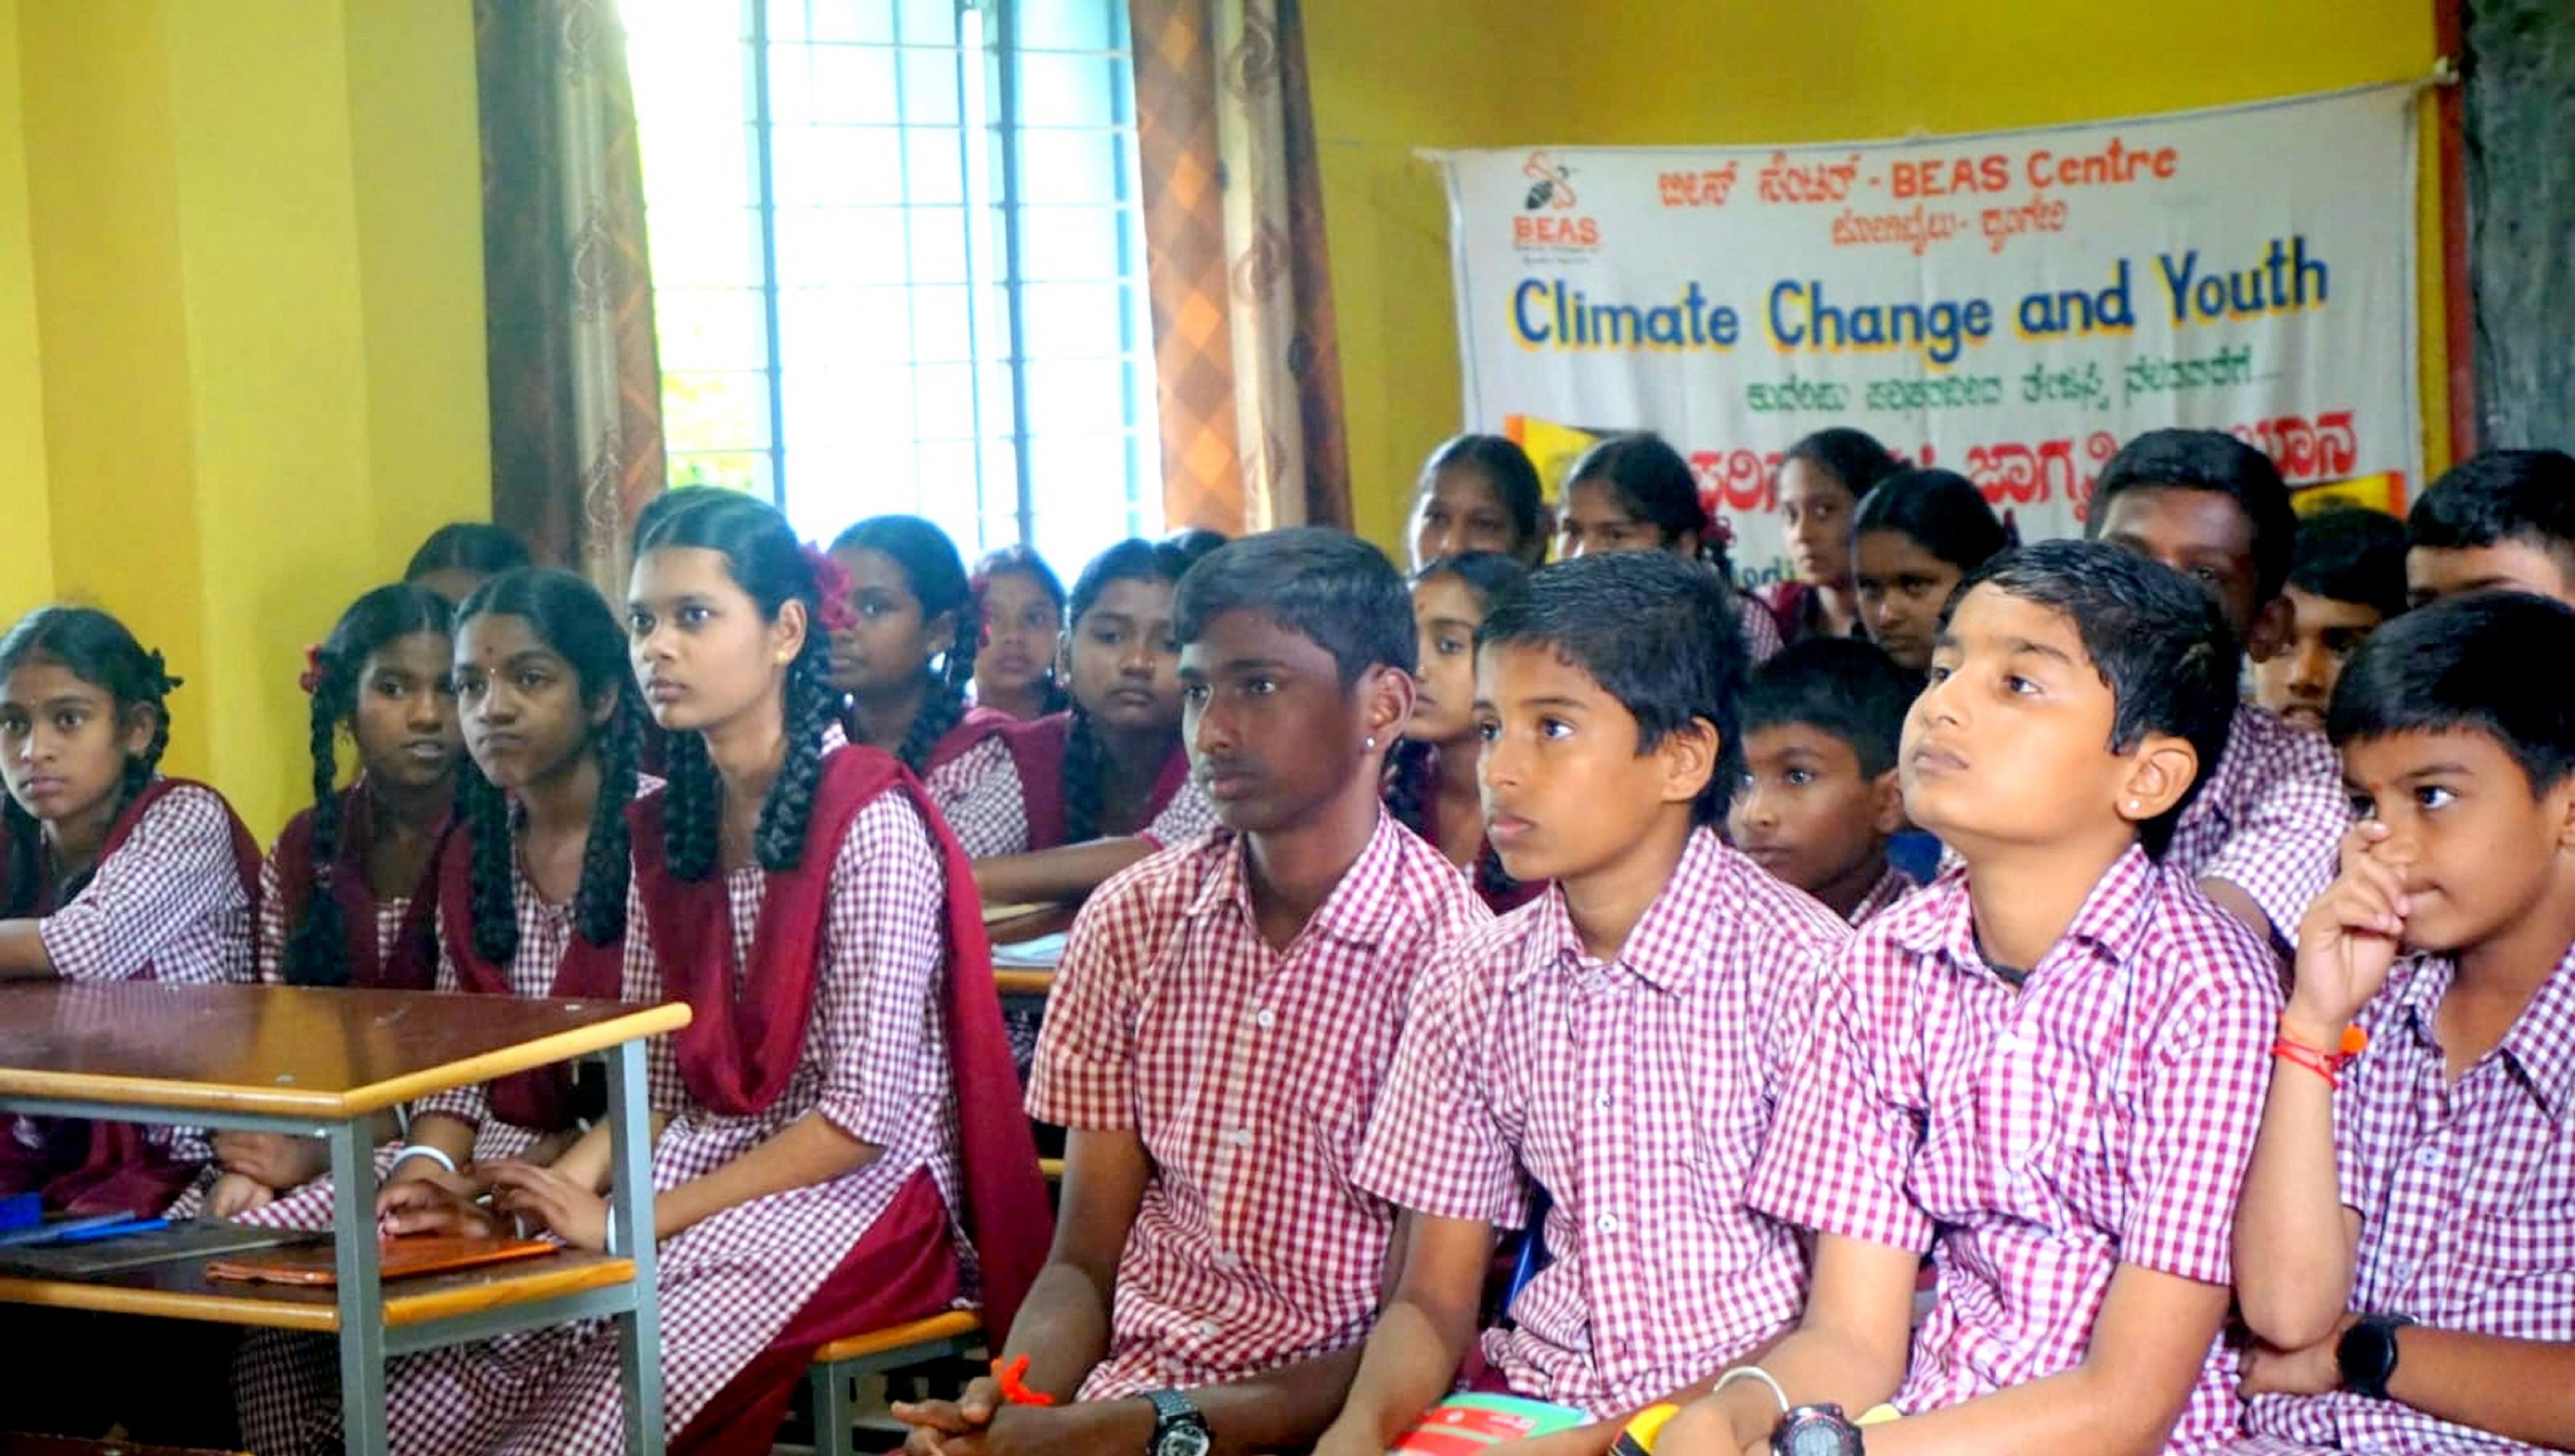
[0, 1212, 133, 1249]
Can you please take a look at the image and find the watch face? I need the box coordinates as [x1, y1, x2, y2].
[1154, 1424, 1212, 1456]
[1775, 1410, 1861, 1456]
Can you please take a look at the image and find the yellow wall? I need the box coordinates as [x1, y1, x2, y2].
[0, 0, 49, 618]
[1309, 0, 2446, 551]
[11, 0, 488, 837]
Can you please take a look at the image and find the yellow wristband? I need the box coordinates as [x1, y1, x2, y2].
[1856, 1404, 1902, 1427]
[1611, 1403, 1681, 1455]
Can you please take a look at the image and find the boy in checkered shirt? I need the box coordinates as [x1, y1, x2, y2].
[1669, 541, 2283, 1455]
[894, 529, 1491, 1456]
[2232, 592, 2575, 1454]
[1729, 636, 1921, 926]
[2088, 428, 2349, 953]
[1317, 552, 1850, 1454]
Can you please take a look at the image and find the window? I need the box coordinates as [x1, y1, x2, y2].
[626, 0, 1164, 572]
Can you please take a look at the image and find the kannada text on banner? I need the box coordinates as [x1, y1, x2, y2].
[1438, 85, 2423, 586]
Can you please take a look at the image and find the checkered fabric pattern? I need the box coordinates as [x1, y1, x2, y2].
[1846, 864, 1920, 928]
[1747, 849, 2281, 1451]
[252, 848, 417, 985]
[1355, 830, 1848, 1414]
[2168, 704, 2347, 946]
[1029, 811, 1488, 1399]
[2242, 946, 2575, 1452]
[294, 749, 959, 1456]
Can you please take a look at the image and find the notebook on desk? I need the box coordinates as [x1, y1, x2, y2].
[205, 1234, 556, 1287]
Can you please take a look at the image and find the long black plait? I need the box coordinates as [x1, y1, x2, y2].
[462, 762, 518, 965]
[1060, 705, 1107, 844]
[892, 606, 979, 775]
[754, 634, 836, 871]
[663, 727, 719, 883]
[572, 692, 644, 947]
[0, 798, 41, 918]
[284, 667, 353, 986]
[1382, 739, 1433, 838]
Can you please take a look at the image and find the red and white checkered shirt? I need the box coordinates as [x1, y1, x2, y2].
[1737, 590, 1784, 665]
[1747, 848, 2281, 1452]
[1356, 829, 1847, 1415]
[1846, 864, 1919, 928]
[38, 782, 253, 987]
[1027, 812, 1490, 1400]
[2241, 945, 2575, 1454]
[925, 735, 1216, 860]
[2170, 704, 2346, 947]
[252, 850, 414, 986]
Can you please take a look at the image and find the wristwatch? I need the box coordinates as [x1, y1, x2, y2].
[1143, 1388, 1210, 1456]
[1771, 1403, 1865, 1456]
[2336, 1314, 2416, 1400]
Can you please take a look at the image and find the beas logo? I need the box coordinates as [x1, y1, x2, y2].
[1514, 152, 1599, 248]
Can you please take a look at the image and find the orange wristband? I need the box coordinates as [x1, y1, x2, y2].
[2272, 1024, 2368, 1086]
[992, 1355, 1055, 1407]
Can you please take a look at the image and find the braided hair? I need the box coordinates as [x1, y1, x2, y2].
[1058, 538, 1197, 843]
[832, 516, 977, 775]
[453, 569, 647, 965]
[1385, 554, 1527, 903]
[633, 489, 844, 880]
[0, 607, 183, 912]
[287, 584, 455, 987]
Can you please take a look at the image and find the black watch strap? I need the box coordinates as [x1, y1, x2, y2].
[2336, 1314, 2416, 1400]
[1145, 1389, 1199, 1423]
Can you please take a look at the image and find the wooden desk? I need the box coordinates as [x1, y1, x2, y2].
[0, 984, 689, 1456]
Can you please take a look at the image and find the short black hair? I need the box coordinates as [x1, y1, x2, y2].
[2087, 428, 2298, 601]
[1850, 467, 2013, 574]
[2407, 450, 2575, 570]
[405, 522, 532, 582]
[2328, 591, 2575, 796]
[2289, 505, 2409, 619]
[1174, 528, 1414, 682]
[1479, 551, 1746, 825]
[1742, 637, 1919, 778]
[1946, 540, 2241, 856]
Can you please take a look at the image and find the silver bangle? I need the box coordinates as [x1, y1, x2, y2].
[392, 1144, 459, 1178]
[1714, 1366, 1790, 1418]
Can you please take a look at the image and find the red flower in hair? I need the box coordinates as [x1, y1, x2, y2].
[297, 644, 326, 696]
[804, 543, 860, 635]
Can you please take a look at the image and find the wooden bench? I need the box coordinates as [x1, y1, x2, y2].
[808, 1310, 985, 1456]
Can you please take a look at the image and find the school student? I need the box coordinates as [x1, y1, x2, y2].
[1386, 552, 1538, 915]
[2404, 448, 2575, 609]
[1321, 551, 1849, 1452]
[1766, 427, 1901, 644]
[892, 529, 1491, 1456]
[2251, 505, 2408, 733]
[404, 520, 534, 607]
[1848, 466, 2013, 674]
[1730, 636, 1919, 925]
[226, 570, 653, 1455]
[972, 544, 1072, 721]
[1555, 433, 1786, 663]
[1410, 433, 1549, 570]
[940, 536, 1224, 907]
[0, 607, 258, 1216]
[1664, 542, 2282, 1456]
[360, 488, 1048, 1455]
[2088, 427, 2348, 950]
[2232, 593, 2575, 1454]
[828, 514, 1009, 784]
[187, 584, 463, 1220]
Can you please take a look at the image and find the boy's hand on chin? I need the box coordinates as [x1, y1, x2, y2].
[2288, 821, 2408, 1040]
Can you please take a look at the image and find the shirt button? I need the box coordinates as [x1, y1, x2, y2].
[2415, 1145, 2443, 1170]
[1253, 1008, 1276, 1030]
[1594, 1093, 1614, 1112]
[1195, 1320, 1220, 1339]
[1225, 1128, 1252, 1149]
[1596, 1213, 1621, 1235]
[1214, 1252, 1241, 1271]
[2388, 1258, 2415, 1288]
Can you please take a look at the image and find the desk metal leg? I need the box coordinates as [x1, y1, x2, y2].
[605, 1038, 665, 1455]
[329, 1116, 390, 1456]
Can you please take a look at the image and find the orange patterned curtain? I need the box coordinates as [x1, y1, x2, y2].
[1130, 0, 1350, 533]
[475, 0, 666, 592]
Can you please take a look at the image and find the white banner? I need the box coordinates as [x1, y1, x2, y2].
[1437, 85, 2422, 587]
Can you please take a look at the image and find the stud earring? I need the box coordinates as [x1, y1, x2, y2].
[1364, 735, 1377, 750]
